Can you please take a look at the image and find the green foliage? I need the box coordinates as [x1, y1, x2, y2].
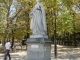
[0, 0, 80, 41]
[57, 13, 74, 35]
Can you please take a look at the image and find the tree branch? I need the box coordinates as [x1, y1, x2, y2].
[3, 0, 8, 9]
[9, 0, 13, 9]
[5, 0, 13, 41]
[8, 0, 13, 15]
[10, 8, 22, 21]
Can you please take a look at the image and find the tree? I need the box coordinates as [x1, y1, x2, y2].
[0, 0, 80, 46]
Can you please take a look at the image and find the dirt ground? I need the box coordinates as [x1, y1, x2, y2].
[0, 45, 80, 60]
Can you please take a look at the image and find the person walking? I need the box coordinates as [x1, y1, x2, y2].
[4, 40, 11, 60]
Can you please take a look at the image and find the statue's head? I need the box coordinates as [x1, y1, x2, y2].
[36, 0, 40, 2]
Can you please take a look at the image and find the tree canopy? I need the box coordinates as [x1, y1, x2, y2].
[0, 0, 80, 42]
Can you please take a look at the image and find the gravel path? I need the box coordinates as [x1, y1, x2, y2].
[0, 45, 80, 60]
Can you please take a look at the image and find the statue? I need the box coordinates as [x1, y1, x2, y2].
[29, 0, 47, 36]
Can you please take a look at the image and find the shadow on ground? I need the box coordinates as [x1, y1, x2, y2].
[51, 45, 80, 60]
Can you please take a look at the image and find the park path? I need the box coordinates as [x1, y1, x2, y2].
[0, 45, 80, 60]
[51, 45, 80, 60]
[0, 51, 26, 60]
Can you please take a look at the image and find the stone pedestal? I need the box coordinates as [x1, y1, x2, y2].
[26, 38, 52, 60]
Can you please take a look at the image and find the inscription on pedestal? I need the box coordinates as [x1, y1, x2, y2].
[31, 45, 39, 48]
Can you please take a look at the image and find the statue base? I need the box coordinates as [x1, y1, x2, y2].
[26, 38, 52, 60]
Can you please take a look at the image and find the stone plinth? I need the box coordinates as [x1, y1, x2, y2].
[26, 38, 52, 60]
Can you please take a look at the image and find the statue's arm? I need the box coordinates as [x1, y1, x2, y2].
[29, 8, 35, 18]
[29, 12, 33, 18]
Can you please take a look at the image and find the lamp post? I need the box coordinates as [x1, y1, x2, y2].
[54, 12, 57, 58]
[54, 0, 57, 58]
